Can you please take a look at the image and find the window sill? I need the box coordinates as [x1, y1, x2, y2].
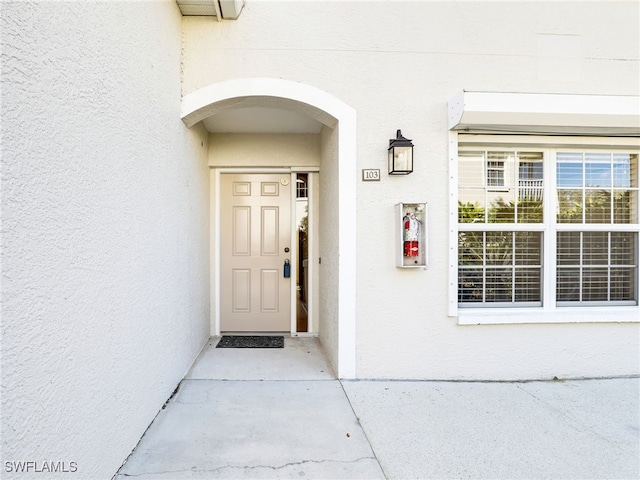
[457, 306, 639, 325]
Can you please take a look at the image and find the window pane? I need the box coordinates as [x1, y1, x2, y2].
[488, 191, 516, 223]
[583, 232, 608, 265]
[585, 153, 611, 187]
[610, 268, 636, 301]
[557, 232, 580, 265]
[485, 268, 512, 302]
[556, 152, 637, 225]
[458, 230, 542, 306]
[557, 152, 583, 187]
[556, 232, 638, 304]
[487, 160, 504, 187]
[459, 151, 545, 225]
[582, 268, 609, 301]
[613, 154, 633, 188]
[458, 232, 484, 265]
[515, 268, 542, 302]
[485, 231, 512, 265]
[458, 269, 483, 303]
[458, 151, 486, 223]
[459, 152, 485, 187]
[488, 152, 514, 187]
[518, 153, 544, 180]
[296, 173, 308, 198]
[458, 191, 486, 223]
[515, 231, 542, 265]
[557, 189, 583, 223]
[613, 190, 636, 224]
[584, 190, 611, 223]
[611, 232, 634, 265]
[517, 198, 543, 223]
[556, 268, 580, 302]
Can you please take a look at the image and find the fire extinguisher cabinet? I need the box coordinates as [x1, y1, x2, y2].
[396, 202, 428, 268]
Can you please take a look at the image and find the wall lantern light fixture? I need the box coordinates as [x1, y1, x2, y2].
[388, 129, 414, 175]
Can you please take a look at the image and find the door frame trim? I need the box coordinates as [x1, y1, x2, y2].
[213, 168, 319, 337]
[212, 168, 293, 336]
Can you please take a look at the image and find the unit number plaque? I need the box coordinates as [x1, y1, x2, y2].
[362, 169, 381, 182]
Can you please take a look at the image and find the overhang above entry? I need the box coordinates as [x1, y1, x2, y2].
[176, 0, 244, 19]
[448, 91, 640, 136]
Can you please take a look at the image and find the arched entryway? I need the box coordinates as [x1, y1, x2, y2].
[181, 78, 356, 378]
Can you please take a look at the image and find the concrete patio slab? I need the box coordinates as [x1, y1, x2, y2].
[116, 338, 639, 480]
[185, 336, 334, 381]
[343, 378, 640, 480]
[115, 380, 384, 479]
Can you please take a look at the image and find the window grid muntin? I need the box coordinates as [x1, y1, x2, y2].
[459, 150, 544, 225]
[556, 231, 637, 305]
[556, 152, 638, 225]
[458, 145, 639, 309]
[458, 231, 543, 306]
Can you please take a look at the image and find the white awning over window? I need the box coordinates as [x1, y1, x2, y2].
[448, 91, 640, 136]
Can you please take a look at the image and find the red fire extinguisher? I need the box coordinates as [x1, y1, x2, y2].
[403, 212, 420, 257]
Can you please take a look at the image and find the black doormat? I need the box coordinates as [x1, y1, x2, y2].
[216, 335, 284, 349]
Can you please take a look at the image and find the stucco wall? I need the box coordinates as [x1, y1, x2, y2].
[318, 125, 341, 375]
[182, 1, 639, 380]
[1, 2, 210, 478]
[208, 133, 320, 167]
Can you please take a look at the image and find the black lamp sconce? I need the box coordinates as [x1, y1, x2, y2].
[388, 129, 414, 175]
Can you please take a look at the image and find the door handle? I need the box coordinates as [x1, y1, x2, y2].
[283, 259, 290, 278]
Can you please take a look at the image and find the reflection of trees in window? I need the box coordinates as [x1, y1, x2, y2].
[458, 149, 638, 307]
[458, 198, 542, 224]
[558, 189, 635, 224]
[459, 151, 544, 224]
[458, 202, 485, 223]
[557, 152, 638, 224]
[489, 198, 543, 223]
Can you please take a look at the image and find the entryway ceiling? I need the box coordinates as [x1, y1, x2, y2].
[202, 107, 324, 134]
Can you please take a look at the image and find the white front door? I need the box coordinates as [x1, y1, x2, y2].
[220, 173, 292, 332]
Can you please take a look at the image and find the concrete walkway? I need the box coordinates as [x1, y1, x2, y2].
[115, 337, 639, 480]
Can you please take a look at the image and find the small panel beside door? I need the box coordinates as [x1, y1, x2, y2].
[220, 173, 291, 332]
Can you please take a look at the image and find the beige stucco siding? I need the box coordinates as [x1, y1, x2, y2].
[183, 1, 639, 380]
[2, 2, 210, 478]
[209, 133, 320, 167]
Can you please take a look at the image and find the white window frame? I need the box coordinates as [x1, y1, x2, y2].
[449, 133, 640, 325]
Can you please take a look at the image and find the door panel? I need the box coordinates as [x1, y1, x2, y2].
[221, 173, 291, 332]
[233, 207, 251, 256]
[261, 207, 279, 255]
[261, 269, 279, 312]
[232, 269, 251, 312]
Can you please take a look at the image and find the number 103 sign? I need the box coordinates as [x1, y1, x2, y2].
[362, 169, 380, 181]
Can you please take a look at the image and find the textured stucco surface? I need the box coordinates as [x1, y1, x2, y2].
[209, 133, 320, 167]
[182, 1, 640, 380]
[318, 125, 341, 375]
[1, 1, 210, 478]
[2, 3, 639, 478]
